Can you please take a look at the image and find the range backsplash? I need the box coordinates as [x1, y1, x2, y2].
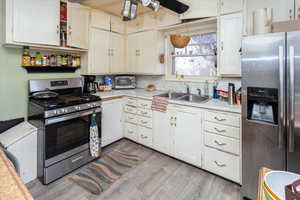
[136, 76, 241, 97]
[95, 75, 241, 97]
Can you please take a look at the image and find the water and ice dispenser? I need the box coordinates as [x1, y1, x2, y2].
[247, 87, 278, 124]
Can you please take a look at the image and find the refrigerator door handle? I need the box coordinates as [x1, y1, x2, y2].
[289, 45, 295, 152]
[279, 46, 285, 149]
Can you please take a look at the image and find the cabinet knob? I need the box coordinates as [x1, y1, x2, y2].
[214, 140, 227, 146]
[214, 161, 226, 167]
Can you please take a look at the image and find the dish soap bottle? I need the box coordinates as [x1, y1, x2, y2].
[89, 113, 100, 157]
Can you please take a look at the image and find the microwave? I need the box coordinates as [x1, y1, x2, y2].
[114, 76, 137, 89]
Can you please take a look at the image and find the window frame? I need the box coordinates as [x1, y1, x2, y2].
[165, 29, 219, 82]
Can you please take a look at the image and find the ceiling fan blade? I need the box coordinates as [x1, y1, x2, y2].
[157, 0, 189, 14]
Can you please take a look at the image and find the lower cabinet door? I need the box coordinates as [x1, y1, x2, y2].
[102, 99, 123, 147]
[203, 147, 240, 183]
[124, 123, 138, 142]
[153, 111, 171, 155]
[173, 110, 202, 167]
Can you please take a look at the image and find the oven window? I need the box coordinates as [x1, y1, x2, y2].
[45, 113, 101, 160]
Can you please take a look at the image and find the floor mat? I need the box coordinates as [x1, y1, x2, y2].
[69, 150, 144, 195]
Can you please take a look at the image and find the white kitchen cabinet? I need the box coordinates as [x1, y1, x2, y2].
[296, 0, 300, 20]
[111, 15, 126, 34]
[67, 2, 90, 49]
[272, 0, 295, 22]
[90, 10, 111, 30]
[102, 99, 124, 147]
[83, 29, 125, 74]
[172, 109, 202, 167]
[12, 0, 60, 46]
[219, 0, 243, 15]
[245, 0, 296, 35]
[127, 30, 165, 75]
[153, 111, 172, 155]
[219, 12, 242, 76]
[180, 0, 218, 20]
[126, 13, 157, 34]
[110, 32, 126, 73]
[86, 28, 110, 74]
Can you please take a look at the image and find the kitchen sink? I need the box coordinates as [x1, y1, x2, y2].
[157, 92, 209, 103]
[157, 92, 186, 100]
[177, 94, 209, 103]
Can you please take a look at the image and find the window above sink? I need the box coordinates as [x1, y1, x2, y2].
[164, 19, 218, 82]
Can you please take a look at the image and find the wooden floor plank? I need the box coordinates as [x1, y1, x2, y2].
[28, 139, 241, 200]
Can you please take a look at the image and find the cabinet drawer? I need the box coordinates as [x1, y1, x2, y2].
[204, 121, 240, 139]
[205, 111, 240, 127]
[204, 133, 240, 155]
[124, 123, 138, 141]
[138, 126, 153, 147]
[124, 105, 137, 114]
[126, 98, 137, 106]
[137, 108, 152, 118]
[124, 113, 138, 124]
[137, 99, 152, 109]
[204, 147, 240, 183]
[138, 116, 152, 128]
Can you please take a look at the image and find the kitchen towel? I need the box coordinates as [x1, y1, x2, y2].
[90, 114, 100, 157]
[151, 96, 169, 112]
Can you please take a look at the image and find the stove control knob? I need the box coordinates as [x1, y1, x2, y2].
[52, 110, 57, 115]
[60, 109, 66, 113]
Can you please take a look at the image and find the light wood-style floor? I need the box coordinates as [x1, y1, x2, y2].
[27, 139, 242, 200]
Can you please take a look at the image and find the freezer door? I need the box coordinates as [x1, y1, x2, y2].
[241, 32, 286, 200]
[287, 31, 300, 173]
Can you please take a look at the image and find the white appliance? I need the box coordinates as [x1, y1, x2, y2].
[0, 121, 37, 184]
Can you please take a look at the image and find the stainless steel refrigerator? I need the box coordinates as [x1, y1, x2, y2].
[241, 31, 300, 199]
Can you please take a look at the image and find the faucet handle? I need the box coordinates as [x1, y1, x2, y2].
[197, 88, 202, 97]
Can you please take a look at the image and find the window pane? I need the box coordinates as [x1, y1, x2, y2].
[190, 33, 217, 44]
[173, 56, 216, 76]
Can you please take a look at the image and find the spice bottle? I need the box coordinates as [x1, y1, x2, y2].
[22, 46, 31, 67]
[35, 52, 42, 66]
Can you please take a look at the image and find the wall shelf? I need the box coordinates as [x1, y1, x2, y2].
[22, 66, 80, 73]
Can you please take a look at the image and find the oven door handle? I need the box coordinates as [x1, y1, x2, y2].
[45, 108, 102, 125]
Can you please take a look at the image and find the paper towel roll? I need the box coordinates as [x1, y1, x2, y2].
[253, 8, 272, 34]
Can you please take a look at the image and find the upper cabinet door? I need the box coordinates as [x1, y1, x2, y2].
[67, 2, 89, 49]
[220, 0, 243, 15]
[296, 0, 300, 20]
[180, 0, 218, 20]
[13, 0, 60, 45]
[110, 33, 125, 73]
[219, 12, 242, 76]
[90, 10, 111, 30]
[272, 0, 294, 22]
[89, 28, 110, 74]
[127, 34, 138, 73]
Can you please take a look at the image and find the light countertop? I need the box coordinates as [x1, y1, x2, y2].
[95, 89, 241, 114]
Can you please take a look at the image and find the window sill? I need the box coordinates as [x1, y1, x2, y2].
[165, 75, 219, 83]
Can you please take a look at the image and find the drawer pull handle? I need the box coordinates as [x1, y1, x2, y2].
[128, 117, 134, 120]
[214, 161, 226, 167]
[142, 112, 148, 115]
[214, 128, 226, 133]
[128, 130, 134, 134]
[141, 135, 148, 139]
[214, 116, 226, 122]
[142, 104, 148, 106]
[72, 156, 84, 163]
[141, 121, 148, 124]
[214, 140, 227, 146]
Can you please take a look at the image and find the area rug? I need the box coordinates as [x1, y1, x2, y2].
[69, 150, 144, 195]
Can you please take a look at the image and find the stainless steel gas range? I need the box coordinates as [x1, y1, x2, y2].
[28, 78, 102, 184]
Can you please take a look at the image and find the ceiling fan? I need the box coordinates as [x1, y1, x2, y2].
[69, 0, 189, 18]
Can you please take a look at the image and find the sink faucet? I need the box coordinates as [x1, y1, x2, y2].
[185, 83, 190, 95]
